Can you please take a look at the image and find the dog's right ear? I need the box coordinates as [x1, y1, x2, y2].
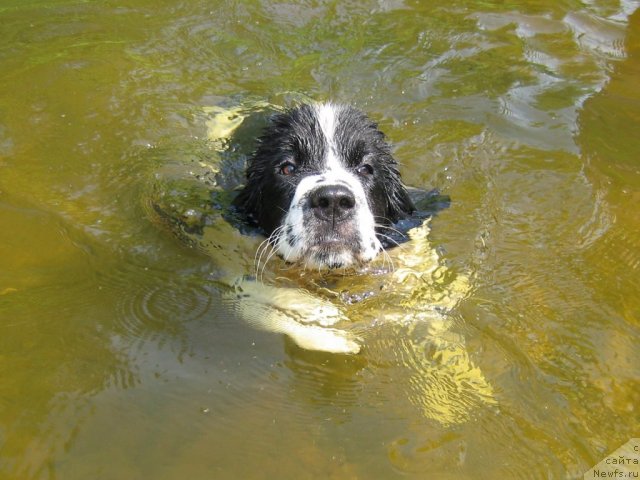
[233, 145, 292, 236]
[232, 108, 300, 235]
[232, 160, 264, 227]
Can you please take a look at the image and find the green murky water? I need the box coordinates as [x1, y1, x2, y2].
[1, 1, 639, 478]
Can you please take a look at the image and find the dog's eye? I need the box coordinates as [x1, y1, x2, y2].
[355, 164, 373, 176]
[278, 162, 297, 176]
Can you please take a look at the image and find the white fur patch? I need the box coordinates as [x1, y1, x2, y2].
[314, 103, 342, 172]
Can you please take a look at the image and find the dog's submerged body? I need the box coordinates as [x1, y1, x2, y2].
[234, 103, 415, 270]
[148, 101, 495, 424]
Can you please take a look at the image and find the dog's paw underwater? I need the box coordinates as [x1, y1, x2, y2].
[146, 101, 496, 424]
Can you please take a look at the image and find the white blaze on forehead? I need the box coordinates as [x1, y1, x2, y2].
[314, 103, 343, 171]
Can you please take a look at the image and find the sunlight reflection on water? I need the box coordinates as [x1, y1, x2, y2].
[0, 1, 639, 479]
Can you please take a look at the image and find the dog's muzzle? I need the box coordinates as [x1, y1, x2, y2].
[275, 174, 380, 269]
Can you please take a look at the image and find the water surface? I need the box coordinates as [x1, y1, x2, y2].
[1, 1, 639, 478]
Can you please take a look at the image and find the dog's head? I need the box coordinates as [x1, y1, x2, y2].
[234, 103, 414, 269]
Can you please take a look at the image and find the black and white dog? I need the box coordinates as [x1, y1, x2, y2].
[234, 103, 415, 269]
[212, 104, 495, 416]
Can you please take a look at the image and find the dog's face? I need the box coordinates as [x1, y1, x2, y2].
[235, 103, 414, 269]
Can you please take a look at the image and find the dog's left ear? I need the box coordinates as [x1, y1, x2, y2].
[386, 178, 415, 223]
[380, 156, 415, 223]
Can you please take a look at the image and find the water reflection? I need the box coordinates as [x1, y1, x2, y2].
[1, 0, 639, 478]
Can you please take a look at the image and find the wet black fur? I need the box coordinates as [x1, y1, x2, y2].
[233, 104, 415, 238]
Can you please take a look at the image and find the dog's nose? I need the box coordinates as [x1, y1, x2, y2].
[309, 184, 356, 223]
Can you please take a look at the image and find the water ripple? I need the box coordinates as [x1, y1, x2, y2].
[95, 262, 218, 350]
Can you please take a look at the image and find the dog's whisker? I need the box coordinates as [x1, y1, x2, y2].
[254, 237, 273, 277]
[261, 246, 281, 281]
[375, 232, 402, 249]
[381, 247, 395, 273]
[375, 223, 406, 237]
[254, 230, 277, 277]
[258, 242, 277, 282]
[255, 225, 285, 282]
[263, 227, 287, 278]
